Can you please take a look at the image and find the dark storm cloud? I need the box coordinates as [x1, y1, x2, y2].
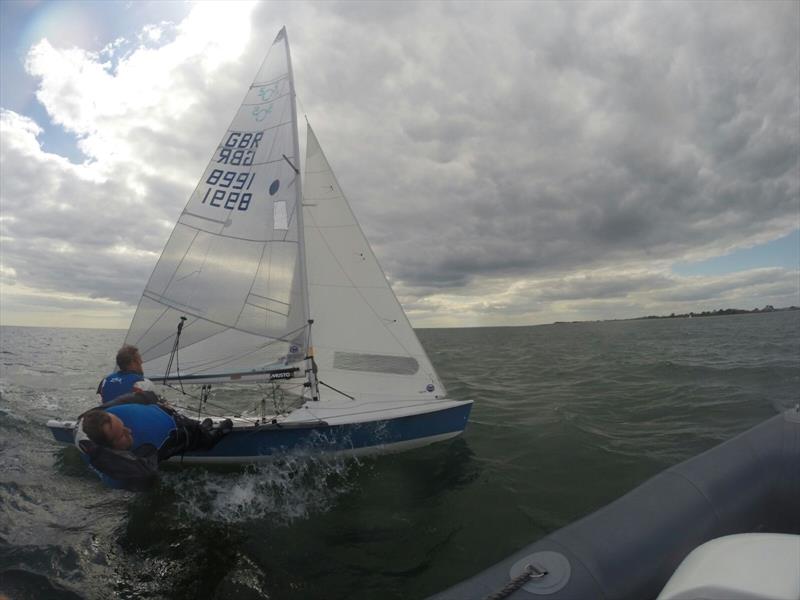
[1, 1, 798, 325]
[283, 1, 798, 292]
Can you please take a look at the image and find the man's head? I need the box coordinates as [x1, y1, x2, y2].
[116, 345, 143, 374]
[81, 410, 133, 450]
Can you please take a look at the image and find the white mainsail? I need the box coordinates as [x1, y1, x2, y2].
[125, 28, 309, 382]
[303, 125, 447, 404]
[125, 27, 448, 415]
[44, 27, 471, 461]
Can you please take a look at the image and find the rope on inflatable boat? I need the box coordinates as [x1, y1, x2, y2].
[483, 563, 548, 600]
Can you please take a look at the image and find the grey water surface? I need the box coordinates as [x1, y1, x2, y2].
[1, 311, 798, 599]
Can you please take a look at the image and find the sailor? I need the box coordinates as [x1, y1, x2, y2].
[97, 344, 154, 403]
[75, 390, 232, 491]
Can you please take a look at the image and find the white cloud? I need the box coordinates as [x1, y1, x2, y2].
[0, 1, 798, 328]
[405, 266, 799, 327]
[24, 2, 258, 171]
[1, 2, 261, 317]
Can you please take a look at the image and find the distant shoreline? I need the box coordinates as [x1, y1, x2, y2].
[555, 305, 799, 325]
[631, 305, 799, 321]
[2, 306, 798, 332]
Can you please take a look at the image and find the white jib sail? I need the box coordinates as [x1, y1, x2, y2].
[125, 28, 309, 383]
[302, 125, 447, 410]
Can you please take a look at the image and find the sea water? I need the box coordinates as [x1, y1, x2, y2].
[1, 311, 798, 599]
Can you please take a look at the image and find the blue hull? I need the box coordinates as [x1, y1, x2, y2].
[48, 402, 472, 464]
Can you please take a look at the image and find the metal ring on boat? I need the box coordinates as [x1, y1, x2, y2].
[508, 551, 571, 595]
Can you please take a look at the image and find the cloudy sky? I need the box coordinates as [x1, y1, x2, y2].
[1, 0, 798, 329]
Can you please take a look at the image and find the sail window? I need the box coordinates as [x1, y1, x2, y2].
[274, 201, 288, 230]
[333, 352, 419, 375]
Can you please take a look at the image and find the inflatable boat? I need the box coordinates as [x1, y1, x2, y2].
[431, 406, 800, 600]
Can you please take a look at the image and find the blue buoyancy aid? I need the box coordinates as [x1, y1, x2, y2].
[76, 392, 178, 491]
[97, 371, 144, 404]
[105, 404, 177, 450]
[98, 371, 145, 403]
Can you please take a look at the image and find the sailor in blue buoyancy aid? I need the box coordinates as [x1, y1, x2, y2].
[75, 391, 232, 491]
[97, 344, 155, 403]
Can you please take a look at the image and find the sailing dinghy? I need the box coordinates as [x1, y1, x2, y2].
[47, 27, 472, 463]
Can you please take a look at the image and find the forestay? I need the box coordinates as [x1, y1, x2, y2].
[303, 125, 446, 403]
[125, 27, 309, 383]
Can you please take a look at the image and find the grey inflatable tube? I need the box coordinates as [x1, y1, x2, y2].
[430, 408, 800, 600]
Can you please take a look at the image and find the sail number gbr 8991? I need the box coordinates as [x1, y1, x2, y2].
[201, 131, 263, 211]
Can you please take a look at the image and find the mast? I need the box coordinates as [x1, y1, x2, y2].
[282, 28, 318, 401]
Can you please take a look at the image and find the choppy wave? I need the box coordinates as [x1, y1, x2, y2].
[163, 454, 366, 524]
[1, 312, 798, 599]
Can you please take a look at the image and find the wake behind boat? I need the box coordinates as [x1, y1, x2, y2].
[46, 27, 472, 462]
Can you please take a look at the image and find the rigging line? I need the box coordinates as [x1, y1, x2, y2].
[175, 331, 185, 395]
[282, 154, 299, 173]
[318, 380, 355, 400]
[239, 397, 271, 420]
[196, 384, 205, 420]
[161, 382, 262, 425]
[163, 317, 187, 394]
